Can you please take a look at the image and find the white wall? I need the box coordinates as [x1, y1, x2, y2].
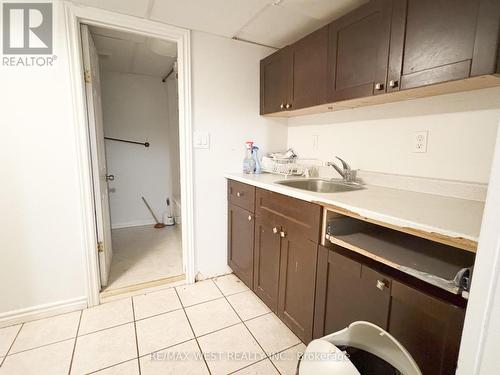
[458, 124, 500, 374]
[0, 3, 287, 318]
[0, 1, 87, 317]
[191, 31, 288, 278]
[288, 88, 500, 183]
[101, 71, 178, 228]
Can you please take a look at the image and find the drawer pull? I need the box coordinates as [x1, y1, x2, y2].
[376, 280, 386, 291]
[389, 80, 398, 88]
[236, 192, 243, 198]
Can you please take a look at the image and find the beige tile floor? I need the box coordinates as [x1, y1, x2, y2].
[0, 274, 305, 375]
[106, 225, 183, 291]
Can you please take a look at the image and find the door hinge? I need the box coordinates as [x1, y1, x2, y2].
[97, 241, 104, 253]
[84, 70, 91, 83]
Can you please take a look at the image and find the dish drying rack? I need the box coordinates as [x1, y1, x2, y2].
[261, 156, 322, 176]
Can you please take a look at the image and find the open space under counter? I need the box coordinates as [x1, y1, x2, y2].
[322, 208, 476, 296]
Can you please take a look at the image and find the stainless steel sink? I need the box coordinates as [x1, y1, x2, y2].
[275, 178, 363, 193]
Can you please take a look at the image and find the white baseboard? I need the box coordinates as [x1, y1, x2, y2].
[111, 219, 155, 229]
[0, 296, 87, 328]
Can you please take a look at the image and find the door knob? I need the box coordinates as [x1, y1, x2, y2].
[280, 231, 287, 238]
[388, 80, 398, 88]
[272, 227, 279, 234]
[105, 174, 115, 181]
[248, 215, 252, 221]
[285, 103, 291, 109]
[374, 82, 384, 90]
[280, 103, 285, 109]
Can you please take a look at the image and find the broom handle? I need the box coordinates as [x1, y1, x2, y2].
[141, 197, 160, 224]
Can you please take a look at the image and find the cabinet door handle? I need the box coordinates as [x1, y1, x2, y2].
[374, 82, 384, 91]
[285, 103, 291, 109]
[236, 192, 243, 197]
[272, 227, 279, 234]
[388, 80, 398, 88]
[376, 280, 386, 291]
[280, 231, 287, 238]
[248, 215, 252, 221]
[280, 103, 285, 109]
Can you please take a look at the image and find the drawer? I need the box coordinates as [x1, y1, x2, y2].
[228, 180, 255, 212]
[256, 188, 321, 242]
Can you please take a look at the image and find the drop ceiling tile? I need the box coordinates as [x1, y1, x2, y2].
[237, 0, 368, 48]
[132, 43, 176, 77]
[280, 0, 368, 22]
[92, 35, 135, 74]
[150, 0, 272, 37]
[71, 0, 151, 17]
[236, 5, 321, 48]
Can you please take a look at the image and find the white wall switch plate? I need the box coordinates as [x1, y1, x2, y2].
[194, 131, 210, 149]
[413, 131, 428, 153]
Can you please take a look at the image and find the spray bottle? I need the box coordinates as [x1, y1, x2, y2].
[243, 141, 256, 174]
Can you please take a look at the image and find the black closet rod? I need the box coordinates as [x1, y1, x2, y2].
[162, 67, 175, 83]
[104, 137, 150, 147]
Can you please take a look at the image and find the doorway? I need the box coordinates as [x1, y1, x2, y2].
[81, 24, 184, 296]
[66, 4, 195, 307]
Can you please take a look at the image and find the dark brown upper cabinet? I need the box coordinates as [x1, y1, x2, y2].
[327, 0, 393, 101]
[290, 26, 328, 110]
[260, 47, 292, 115]
[394, 0, 485, 90]
[260, 0, 500, 117]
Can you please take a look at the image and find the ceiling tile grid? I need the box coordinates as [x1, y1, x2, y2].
[73, 0, 368, 48]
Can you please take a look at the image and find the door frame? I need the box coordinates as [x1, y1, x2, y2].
[64, 3, 195, 307]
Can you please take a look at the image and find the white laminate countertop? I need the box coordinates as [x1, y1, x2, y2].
[225, 173, 485, 245]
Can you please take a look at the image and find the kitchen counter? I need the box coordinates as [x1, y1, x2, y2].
[225, 173, 484, 251]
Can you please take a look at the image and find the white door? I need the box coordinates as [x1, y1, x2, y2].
[81, 24, 113, 287]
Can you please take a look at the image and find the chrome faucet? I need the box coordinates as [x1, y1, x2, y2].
[327, 156, 357, 183]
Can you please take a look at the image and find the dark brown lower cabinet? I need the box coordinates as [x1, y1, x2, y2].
[313, 246, 391, 338]
[227, 204, 255, 289]
[389, 280, 465, 375]
[253, 213, 281, 312]
[254, 212, 319, 344]
[278, 219, 318, 343]
[314, 245, 466, 375]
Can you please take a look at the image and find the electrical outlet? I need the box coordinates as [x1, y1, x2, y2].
[413, 131, 428, 153]
[312, 135, 319, 151]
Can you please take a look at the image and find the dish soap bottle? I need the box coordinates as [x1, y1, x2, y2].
[243, 141, 256, 174]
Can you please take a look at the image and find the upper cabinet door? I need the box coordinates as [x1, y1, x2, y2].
[260, 47, 292, 115]
[327, 0, 393, 101]
[290, 26, 328, 110]
[394, 0, 482, 90]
